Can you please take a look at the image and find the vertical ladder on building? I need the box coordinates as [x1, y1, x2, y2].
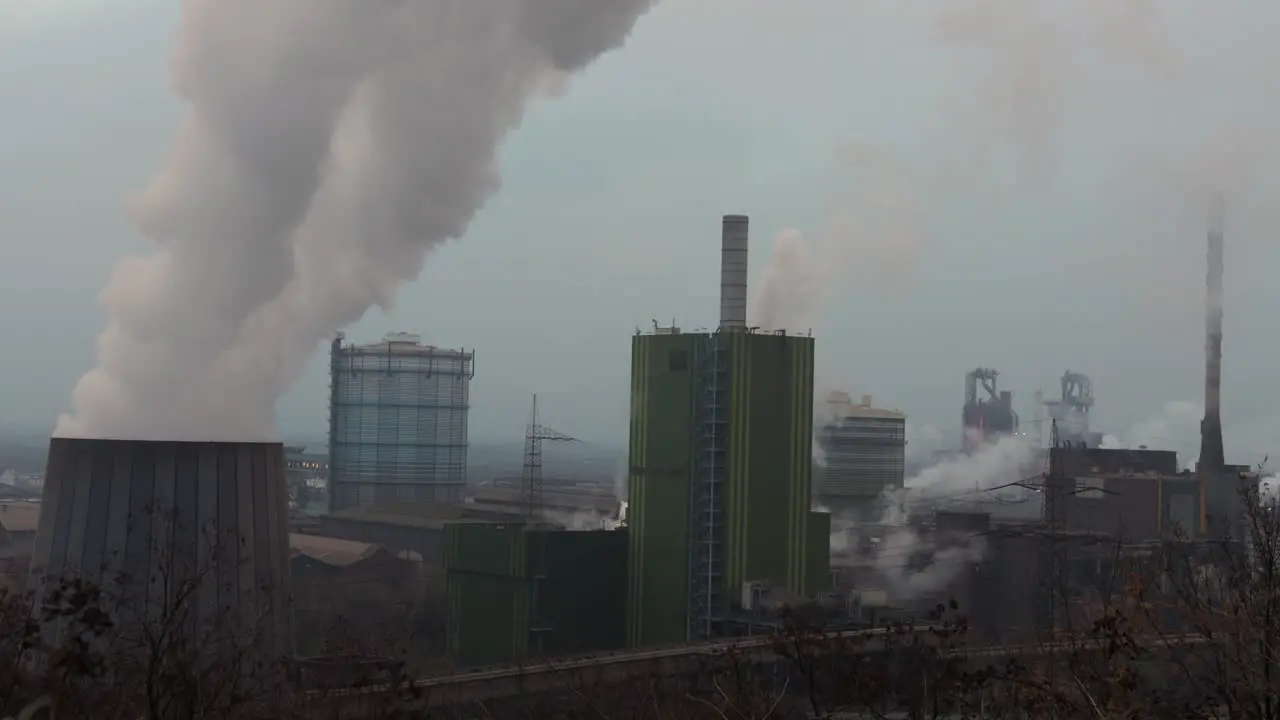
[327, 334, 345, 511]
[688, 332, 727, 641]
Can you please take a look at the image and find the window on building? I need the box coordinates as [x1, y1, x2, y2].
[668, 350, 689, 372]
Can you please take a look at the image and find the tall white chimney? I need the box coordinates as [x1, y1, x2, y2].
[720, 214, 749, 330]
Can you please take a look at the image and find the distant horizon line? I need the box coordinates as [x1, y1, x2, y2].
[0, 424, 625, 450]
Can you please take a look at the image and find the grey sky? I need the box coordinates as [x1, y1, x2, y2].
[2, 1, 1279, 465]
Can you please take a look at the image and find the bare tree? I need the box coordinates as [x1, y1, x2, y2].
[3, 507, 305, 720]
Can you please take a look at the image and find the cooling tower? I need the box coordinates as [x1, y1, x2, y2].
[30, 438, 293, 656]
[720, 214, 749, 330]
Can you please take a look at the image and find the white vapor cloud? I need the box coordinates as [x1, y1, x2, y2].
[56, 0, 656, 441]
[832, 434, 1039, 602]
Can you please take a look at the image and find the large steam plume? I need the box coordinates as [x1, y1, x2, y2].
[831, 434, 1038, 602]
[56, 0, 655, 441]
[754, 229, 823, 333]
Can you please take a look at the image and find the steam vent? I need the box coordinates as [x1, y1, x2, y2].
[30, 438, 294, 656]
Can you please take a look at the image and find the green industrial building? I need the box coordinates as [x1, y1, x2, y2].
[444, 523, 627, 667]
[626, 214, 831, 647]
[627, 329, 829, 647]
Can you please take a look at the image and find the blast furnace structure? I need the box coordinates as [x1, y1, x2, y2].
[329, 332, 475, 510]
[30, 438, 294, 657]
[1043, 371, 1102, 448]
[962, 367, 1018, 451]
[626, 214, 829, 648]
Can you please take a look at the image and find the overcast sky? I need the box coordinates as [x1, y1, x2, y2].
[2, 1, 1279, 464]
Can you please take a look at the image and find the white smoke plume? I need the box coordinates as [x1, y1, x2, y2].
[751, 145, 924, 334]
[899, 433, 1038, 506]
[56, 0, 656, 441]
[754, 229, 824, 334]
[831, 434, 1038, 602]
[543, 508, 611, 532]
[1100, 400, 1203, 467]
[811, 438, 827, 468]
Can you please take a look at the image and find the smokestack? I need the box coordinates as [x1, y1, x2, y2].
[720, 214, 749, 331]
[1204, 193, 1225, 432]
[1199, 193, 1227, 534]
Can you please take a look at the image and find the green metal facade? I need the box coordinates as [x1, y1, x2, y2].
[444, 524, 530, 666]
[806, 511, 832, 596]
[627, 331, 819, 647]
[445, 524, 626, 667]
[541, 530, 628, 656]
[627, 333, 698, 648]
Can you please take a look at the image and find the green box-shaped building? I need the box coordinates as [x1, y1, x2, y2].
[445, 524, 627, 667]
[626, 328, 830, 647]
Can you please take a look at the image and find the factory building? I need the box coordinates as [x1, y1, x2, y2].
[289, 533, 422, 657]
[815, 392, 906, 517]
[328, 332, 475, 510]
[626, 214, 830, 648]
[444, 524, 627, 666]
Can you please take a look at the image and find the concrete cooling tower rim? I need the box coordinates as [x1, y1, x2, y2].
[32, 436, 295, 657]
[49, 436, 283, 446]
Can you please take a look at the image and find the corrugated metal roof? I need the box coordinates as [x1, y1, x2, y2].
[470, 487, 617, 514]
[0, 502, 41, 533]
[289, 533, 381, 567]
[345, 340, 472, 358]
[325, 501, 520, 530]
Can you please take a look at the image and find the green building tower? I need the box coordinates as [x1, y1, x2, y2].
[625, 215, 830, 648]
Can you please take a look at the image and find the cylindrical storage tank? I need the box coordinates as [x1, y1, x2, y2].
[30, 438, 294, 658]
[329, 336, 474, 510]
[720, 214, 749, 330]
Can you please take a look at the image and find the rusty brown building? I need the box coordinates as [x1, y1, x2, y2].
[290, 533, 422, 657]
[0, 501, 40, 591]
[1046, 448, 1205, 541]
[960, 448, 1209, 643]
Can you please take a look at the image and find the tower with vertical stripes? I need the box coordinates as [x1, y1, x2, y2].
[624, 215, 828, 648]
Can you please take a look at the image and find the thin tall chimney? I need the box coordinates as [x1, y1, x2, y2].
[1199, 193, 1226, 534]
[720, 214, 749, 330]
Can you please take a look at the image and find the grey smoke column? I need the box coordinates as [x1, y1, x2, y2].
[30, 439, 293, 656]
[1203, 193, 1225, 440]
[720, 214, 749, 330]
[1198, 193, 1228, 537]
